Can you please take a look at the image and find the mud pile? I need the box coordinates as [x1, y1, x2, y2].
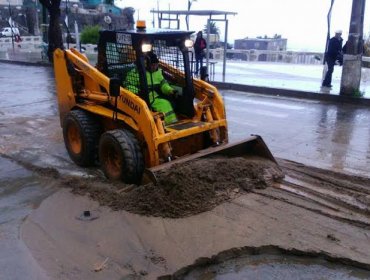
[67, 156, 284, 218]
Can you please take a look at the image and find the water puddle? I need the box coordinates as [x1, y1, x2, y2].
[182, 254, 370, 280]
[167, 247, 370, 280]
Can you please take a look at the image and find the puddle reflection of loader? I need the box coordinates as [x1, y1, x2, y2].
[54, 24, 276, 184]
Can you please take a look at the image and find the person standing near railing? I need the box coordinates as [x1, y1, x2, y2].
[194, 31, 207, 75]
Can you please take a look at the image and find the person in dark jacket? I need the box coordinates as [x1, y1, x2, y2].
[322, 30, 343, 88]
[194, 31, 207, 75]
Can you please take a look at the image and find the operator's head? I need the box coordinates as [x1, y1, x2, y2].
[145, 52, 159, 73]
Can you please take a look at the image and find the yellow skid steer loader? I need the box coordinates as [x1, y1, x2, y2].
[54, 26, 276, 184]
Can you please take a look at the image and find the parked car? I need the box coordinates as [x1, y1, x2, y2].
[0, 27, 20, 37]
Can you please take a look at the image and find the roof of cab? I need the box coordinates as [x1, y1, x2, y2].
[99, 28, 194, 44]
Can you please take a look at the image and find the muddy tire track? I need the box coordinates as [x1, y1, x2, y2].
[252, 159, 370, 229]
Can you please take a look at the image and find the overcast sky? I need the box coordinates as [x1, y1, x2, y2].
[116, 0, 370, 52]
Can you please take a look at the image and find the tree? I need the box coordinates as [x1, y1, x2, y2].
[203, 21, 219, 35]
[39, 0, 64, 62]
[23, 0, 37, 35]
[80, 25, 100, 44]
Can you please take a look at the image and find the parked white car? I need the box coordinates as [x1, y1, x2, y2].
[0, 27, 20, 37]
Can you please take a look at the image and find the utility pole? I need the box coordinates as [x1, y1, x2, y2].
[321, 0, 335, 85]
[7, 0, 15, 52]
[41, 4, 47, 43]
[340, 0, 366, 96]
[34, 0, 40, 35]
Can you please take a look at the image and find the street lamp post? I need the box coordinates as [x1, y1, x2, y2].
[7, 1, 15, 51]
[34, 0, 40, 36]
[340, 0, 366, 96]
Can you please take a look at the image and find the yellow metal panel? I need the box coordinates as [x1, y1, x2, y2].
[70, 49, 101, 92]
[64, 50, 163, 167]
[53, 49, 76, 126]
[76, 103, 139, 131]
[55, 48, 229, 169]
[157, 120, 227, 143]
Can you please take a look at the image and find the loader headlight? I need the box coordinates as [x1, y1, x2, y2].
[141, 43, 152, 53]
[184, 39, 193, 48]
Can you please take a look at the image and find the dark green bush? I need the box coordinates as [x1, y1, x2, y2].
[80, 25, 100, 44]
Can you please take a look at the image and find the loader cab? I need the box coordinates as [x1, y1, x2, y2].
[97, 29, 196, 118]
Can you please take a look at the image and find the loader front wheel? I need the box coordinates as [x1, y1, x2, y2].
[63, 110, 100, 166]
[99, 129, 144, 184]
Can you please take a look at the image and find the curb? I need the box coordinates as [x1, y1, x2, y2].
[212, 81, 370, 106]
[0, 59, 51, 67]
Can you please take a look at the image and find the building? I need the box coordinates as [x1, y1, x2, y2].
[234, 36, 287, 51]
[0, 0, 22, 6]
[234, 36, 287, 61]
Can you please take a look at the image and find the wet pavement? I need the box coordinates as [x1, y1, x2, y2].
[223, 90, 370, 177]
[1, 62, 370, 278]
[0, 63, 56, 277]
[2, 62, 370, 176]
[0, 157, 50, 279]
[0, 63, 56, 118]
[0, 63, 86, 279]
[213, 61, 370, 98]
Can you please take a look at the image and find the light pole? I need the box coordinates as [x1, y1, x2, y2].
[34, 0, 40, 36]
[340, 0, 366, 96]
[7, 0, 15, 51]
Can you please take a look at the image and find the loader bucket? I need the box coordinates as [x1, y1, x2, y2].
[143, 135, 277, 184]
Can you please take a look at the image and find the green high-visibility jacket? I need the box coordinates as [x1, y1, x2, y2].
[124, 68, 177, 124]
[125, 68, 173, 98]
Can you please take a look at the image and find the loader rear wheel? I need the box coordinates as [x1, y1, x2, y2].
[99, 129, 144, 184]
[63, 110, 101, 166]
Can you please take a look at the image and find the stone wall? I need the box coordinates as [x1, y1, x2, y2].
[0, 5, 135, 36]
[210, 48, 324, 65]
[61, 8, 134, 32]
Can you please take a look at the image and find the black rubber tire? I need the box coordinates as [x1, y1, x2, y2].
[63, 109, 101, 167]
[99, 129, 144, 184]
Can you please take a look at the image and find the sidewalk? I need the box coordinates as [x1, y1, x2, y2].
[211, 60, 370, 100]
[2, 53, 370, 103]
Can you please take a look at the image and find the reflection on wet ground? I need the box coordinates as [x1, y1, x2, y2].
[224, 91, 370, 177]
[0, 63, 56, 118]
[183, 254, 370, 280]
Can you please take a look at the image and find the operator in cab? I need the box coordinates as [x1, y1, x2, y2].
[125, 52, 178, 125]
